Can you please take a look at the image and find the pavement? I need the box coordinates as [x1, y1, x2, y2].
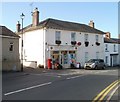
[2, 66, 120, 79]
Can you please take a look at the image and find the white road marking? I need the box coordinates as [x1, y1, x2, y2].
[66, 75, 84, 80]
[106, 84, 120, 102]
[4, 82, 52, 96]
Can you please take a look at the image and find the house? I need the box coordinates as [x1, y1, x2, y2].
[104, 32, 120, 67]
[16, 8, 105, 68]
[0, 26, 20, 71]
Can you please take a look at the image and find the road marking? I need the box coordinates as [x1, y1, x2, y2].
[98, 80, 120, 102]
[66, 75, 84, 80]
[4, 82, 52, 96]
[92, 80, 120, 102]
[106, 84, 120, 102]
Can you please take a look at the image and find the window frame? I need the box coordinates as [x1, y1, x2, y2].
[95, 35, 99, 42]
[9, 42, 14, 52]
[55, 31, 61, 41]
[71, 32, 76, 41]
[84, 34, 88, 42]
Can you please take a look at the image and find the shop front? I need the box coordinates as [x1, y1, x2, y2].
[50, 50, 76, 68]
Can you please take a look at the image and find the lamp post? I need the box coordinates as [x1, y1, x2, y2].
[20, 13, 25, 72]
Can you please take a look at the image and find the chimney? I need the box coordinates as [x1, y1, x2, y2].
[105, 32, 111, 39]
[32, 7, 39, 26]
[16, 21, 20, 33]
[89, 20, 94, 28]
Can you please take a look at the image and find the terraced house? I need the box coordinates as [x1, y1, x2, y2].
[16, 8, 105, 68]
[104, 32, 120, 66]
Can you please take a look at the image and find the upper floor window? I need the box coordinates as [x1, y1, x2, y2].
[55, 31, 61, 41]
[84, 34, 88, 42]
[95, 35, 99, 42]
[113, 44, 116, 52]
[71, 32, 76, 41]
[9, 42, 14, 51]
[105, 44, 108, 51]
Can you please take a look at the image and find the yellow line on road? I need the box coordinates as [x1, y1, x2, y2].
[92, 80, 120, 102]
[98, 80, 120, 102]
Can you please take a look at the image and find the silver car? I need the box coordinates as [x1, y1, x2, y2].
[84, 59, 105, 69]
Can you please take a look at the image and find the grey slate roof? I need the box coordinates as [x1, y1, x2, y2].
[0, 26, 19, 38]
[104, 38, 120, 44]
[19, 18, 105, 34]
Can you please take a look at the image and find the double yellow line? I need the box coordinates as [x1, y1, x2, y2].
[92, 79, 120, 102]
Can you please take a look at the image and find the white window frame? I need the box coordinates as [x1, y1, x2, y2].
[95, 35, 99, 42]
[71, 32, 76, 41]
[84, 34, 88, 42]
[55, 31, 61, 41]
[105, 56, 108, 64]
[113, 44, 116, 52]
[105, 44, 108, 51]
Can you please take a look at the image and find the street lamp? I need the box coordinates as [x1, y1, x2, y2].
[20, 13, 25, 72]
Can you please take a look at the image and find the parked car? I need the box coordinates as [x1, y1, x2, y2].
[84, 59, 106, 70]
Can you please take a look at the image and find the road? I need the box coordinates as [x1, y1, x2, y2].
[2, 68, 119, 101]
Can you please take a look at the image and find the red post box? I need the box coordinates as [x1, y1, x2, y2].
[47, 59, 52, 69]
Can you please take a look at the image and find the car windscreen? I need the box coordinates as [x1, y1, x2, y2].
[87, 59, 98, 63]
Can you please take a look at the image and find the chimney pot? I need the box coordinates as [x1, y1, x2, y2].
[105, 32, 111, 39]
[89, 20, 95, 28]
[16, 21, 20, 33]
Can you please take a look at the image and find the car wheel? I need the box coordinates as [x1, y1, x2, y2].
[102, 66, 105, 70]
[95, 66, 98, 70]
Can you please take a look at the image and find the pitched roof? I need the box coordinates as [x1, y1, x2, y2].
[18, 18, 105, 34]
[104, 38, 120, 44]
[0, 26, 19, 38]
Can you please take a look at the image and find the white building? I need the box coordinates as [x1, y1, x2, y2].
[104, 32, 120, 66]
[0, 26, 20, 71]
[17, 8, 105, 68]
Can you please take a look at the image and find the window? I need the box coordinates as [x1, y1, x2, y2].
[71, 32, 76, 41]
[85, 52, 88, 62]
[96, 52, 99, 59]
[105, 44, 108, 51]
[55, 31, 61, 41]
[113, 44, 116, 52]
[95, 35, 99, 42]
[105, 56, 108, 64]
[84, 34, 88, 42]
[9, 42, 14, 51]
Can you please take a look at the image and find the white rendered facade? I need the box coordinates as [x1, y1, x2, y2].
[104, 42, 119, 66]
[20, 27, 104, 68]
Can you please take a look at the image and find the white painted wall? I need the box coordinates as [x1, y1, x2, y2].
[45, 28, 104, 67]
[104, 43, 119, 66]
[21, 27, 104, 68]
[19, 28, 44, 67]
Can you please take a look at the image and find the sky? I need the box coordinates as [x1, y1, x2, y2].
[1, 2, 118, 38]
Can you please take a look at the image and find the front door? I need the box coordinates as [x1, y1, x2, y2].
[61, 51, 68, 68]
